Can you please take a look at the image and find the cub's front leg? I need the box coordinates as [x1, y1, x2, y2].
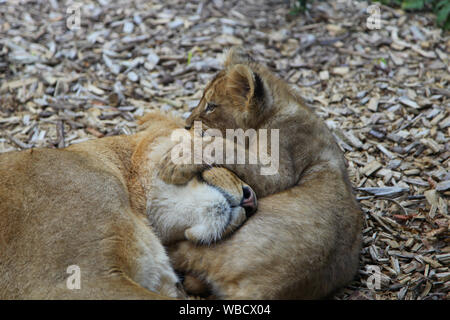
[158, 131, 294, 197]
[157, 129, 212, 185]
[158, 149, 209, 185]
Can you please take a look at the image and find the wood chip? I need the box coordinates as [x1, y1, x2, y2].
[358, 186, 409, 197]
[436, 181, 450, 192]
[399, 96, 420, 109]
[367, 97, 379, 112]
[361, 160, 382, 177]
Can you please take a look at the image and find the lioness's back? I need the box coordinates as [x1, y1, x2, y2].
[0, 148, 133, 298]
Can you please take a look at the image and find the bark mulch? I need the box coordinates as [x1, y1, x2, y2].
[0, 0, 448, 300]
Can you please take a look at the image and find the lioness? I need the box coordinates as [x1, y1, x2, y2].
[162, 48, 363, 299]
[0, 111, 256, 299]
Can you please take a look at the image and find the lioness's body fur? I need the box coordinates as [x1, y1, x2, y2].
[0, 112, 250, 299]
[165, 48, 363, 299]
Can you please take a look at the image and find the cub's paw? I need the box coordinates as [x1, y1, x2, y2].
[158, 152, 204, 185]
[182, 274, 211, 298]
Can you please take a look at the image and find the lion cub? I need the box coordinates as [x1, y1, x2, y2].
[163, 48, 363, 299]
[159, 48, 347, 198]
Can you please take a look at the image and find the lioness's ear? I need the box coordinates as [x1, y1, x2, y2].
[224, 46, 254, 67]
[226, 64, 264, 108]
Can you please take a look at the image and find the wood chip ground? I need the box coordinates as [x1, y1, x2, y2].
[0, 0, 448, 300]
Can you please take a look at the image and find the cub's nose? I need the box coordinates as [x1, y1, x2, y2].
[241, 185, 257, 218]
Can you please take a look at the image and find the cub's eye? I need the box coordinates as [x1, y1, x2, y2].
[205, 102, 217, 113]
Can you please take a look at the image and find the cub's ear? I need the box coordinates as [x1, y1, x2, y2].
[225, 64, 264, 108]
[224, 46, 254, 67]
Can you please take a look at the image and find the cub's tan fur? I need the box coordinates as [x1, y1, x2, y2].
[0, 111, 254, 299]
[164, 48, 363, 299]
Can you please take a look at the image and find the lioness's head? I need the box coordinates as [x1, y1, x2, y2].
[149, 167, 257, 245]
[186, 47, 291, 132]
